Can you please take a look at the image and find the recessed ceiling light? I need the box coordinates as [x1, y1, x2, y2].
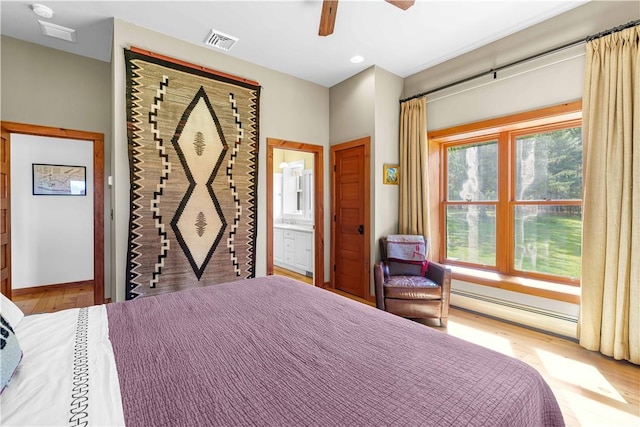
[31, 3, 54, 19]
[350, 55, 364, 64]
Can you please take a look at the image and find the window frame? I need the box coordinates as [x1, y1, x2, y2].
[442, 134, 502, 271]
[432, 102, 582, 286]
[507, 121, 582, 284]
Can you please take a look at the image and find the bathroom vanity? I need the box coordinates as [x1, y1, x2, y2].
[273, 224, 313, 276]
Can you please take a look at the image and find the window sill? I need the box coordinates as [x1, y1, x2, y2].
[447, 265, 580, 304]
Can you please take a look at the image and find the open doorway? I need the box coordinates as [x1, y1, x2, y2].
[266, 138, 324, 287]
[0, 122, 104, 305]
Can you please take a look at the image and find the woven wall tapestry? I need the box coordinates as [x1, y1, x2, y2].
[125, 49, 260, 299]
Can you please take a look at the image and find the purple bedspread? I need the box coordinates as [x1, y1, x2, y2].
[106, 276, 564, 426]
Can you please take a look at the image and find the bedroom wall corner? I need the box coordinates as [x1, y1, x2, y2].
[0, 36, 113, 300]
[329, 67, 375, 293]
[111, 19, 330, 302]
[372, 66, 403, 294]
[372, 66, 402, 237]
[329, 67, 376, 145]
[329, 66, 403, 296]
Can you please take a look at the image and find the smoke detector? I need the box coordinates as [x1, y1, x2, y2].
[38, 20, 77, 43]
[31, 3, 53, 19]
[203, 29, 238, 51]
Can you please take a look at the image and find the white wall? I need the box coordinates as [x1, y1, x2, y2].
[404, 1, 639, 130]
[329, 67, 375, 145]
[403, 1, 639, 104]
[111, 19, 330, 302]
[10, 135, 93, 289]
[425, 46, 584, 130]
[373, 66, 403, 254]
[372, 67, 403, 294]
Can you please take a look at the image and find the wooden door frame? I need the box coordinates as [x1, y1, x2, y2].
[1, 129, 10, 299]
[266, 138, 324, 288]
[1, 122, 105, 305]
[330, 137, 372, 301]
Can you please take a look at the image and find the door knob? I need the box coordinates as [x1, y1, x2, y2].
[358, 224, 364, 234]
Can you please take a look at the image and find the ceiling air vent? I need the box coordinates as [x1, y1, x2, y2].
[204, 29, 238, 51]
[38, 20, 77, 43]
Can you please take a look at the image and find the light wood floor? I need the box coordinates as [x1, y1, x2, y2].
[12, 283, 640, 426]
[11, 283, 94, 315]
[273, 265, 313, 284]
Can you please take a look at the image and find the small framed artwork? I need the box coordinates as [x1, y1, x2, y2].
[32, 163, 87, 196]
[383, 164, 399, 185]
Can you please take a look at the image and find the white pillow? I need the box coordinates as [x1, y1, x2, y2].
[0, 293, 24, 328]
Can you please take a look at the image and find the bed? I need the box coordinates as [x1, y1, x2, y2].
[1, 275, 564, 426]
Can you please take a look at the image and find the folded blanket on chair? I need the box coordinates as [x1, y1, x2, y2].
[387, 235, 429, 274]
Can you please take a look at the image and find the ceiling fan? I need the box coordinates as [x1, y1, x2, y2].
[319, 0, 415, 36]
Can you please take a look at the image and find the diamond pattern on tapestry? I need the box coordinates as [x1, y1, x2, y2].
[125, 49, 260, 299]
[171, 87, 227, 280]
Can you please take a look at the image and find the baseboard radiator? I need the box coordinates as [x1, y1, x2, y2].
[450, 289, 578, 340]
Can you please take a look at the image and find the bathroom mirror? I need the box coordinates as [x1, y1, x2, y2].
[274, 149, 314, 220]
[282, 160, 304, 215]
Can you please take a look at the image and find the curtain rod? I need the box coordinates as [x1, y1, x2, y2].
[400, 19, 640, 103]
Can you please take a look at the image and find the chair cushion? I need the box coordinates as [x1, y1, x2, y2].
[383, 276, 442, 300]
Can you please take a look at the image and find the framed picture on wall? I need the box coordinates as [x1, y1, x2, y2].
[383, 164, 399, 185]
[32, 163, 87, 196]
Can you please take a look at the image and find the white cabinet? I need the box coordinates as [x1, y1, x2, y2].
[283, 230, 295, 267]
[274, 228, 283, 263]
[273, 226, 313, 275]
[294, 231, 312, 272]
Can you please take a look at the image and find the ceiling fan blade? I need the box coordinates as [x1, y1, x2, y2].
[319, 0, 339, 37]
[385, 0, 415, 10]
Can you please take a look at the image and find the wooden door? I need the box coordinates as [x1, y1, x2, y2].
[0, 128, 11, 298]
[331, 137, 370, 299]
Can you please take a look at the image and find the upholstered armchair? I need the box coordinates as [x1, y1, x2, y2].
[374, 237, 451, 327]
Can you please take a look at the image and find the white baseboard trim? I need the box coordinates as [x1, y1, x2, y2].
[451, 289, 578, 340]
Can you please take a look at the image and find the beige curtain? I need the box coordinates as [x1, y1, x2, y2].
[580, 26, 639, 365]
[398, 97, 430, 243]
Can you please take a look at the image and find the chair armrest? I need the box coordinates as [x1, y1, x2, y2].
[381, 260, 390, 278]
[425, 261, 446, 283]
[426, 261, 451, 318]
[373, 261, 386, 310]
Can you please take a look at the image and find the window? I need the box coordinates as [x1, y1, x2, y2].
[437, 106, 582, 285]
[445, 140, 498, 266]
